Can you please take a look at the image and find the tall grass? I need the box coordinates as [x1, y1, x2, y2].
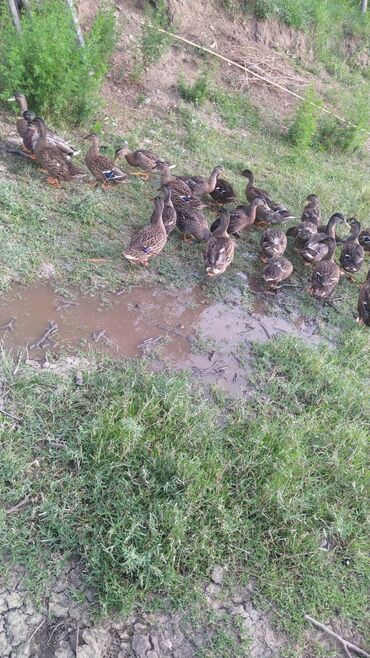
[0, 0, 115, 125]
[1, 329, 369, 631]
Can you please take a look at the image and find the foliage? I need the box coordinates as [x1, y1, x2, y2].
[178, 72, 210, 106]
[0, 0, 115, 125]
[140, 0, 171, 69]
[288, 86, 322, 151]
[315, 91, 370, 153]
[0, 329, 369, 632]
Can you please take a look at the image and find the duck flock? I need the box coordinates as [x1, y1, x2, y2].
[8, 93, 370, 326]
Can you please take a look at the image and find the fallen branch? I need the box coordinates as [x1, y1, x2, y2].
[5, 492, 32, 514]
[30, 322, 58, 349]
[304, 614, 370, 658]
[26, 618, 45, 648]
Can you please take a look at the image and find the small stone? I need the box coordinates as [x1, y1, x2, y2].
[37, 262, 55, 279]
[210, 565, 224, 585]
[77, 629, 108, 658]
[131, 633, 151, 658]
[143, 97, 151, 105]
[205, 582, 220, 598]
[133, 623, 147, 632]
[55, 641, 75, 658]
[49, 592, 69, 619]
[6, 608, 30, 645]
[5, 592, 23, 609]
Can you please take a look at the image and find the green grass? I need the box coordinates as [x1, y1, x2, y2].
[0, 327, 369, 634]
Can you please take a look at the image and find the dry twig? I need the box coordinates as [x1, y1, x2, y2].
[30, 322, 58, 349]
[304, 614, 370, 658]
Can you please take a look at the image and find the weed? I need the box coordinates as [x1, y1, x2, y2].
[0, 1, 115, 126]
[315, 91, 370, 154]
[288, 85, 322, 151]
[140, 0, 171, 69]
[179, 72, 210, 106]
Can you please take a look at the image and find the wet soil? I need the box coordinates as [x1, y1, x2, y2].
[0, 284, 319, 395]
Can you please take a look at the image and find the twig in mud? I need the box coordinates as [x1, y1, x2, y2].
[75, 624, 80, 654]
[304, 614, 370, 658]
[5, 492, 33, 514]
[324, 300, 340, 313]
[0, 408, 21, 422]
[255, 318, 272, 339]
[0, 317, 16, 333]
[47, 621, 65, 645]
[26, 618, 46, 648]
[56, 300, 79, 311]
[91, 329, 107, 343]
[157, 324, 187, 338]
[30, 322, 58, 349]
[195, 358, 224, 374]
[138, 335, 164, 349]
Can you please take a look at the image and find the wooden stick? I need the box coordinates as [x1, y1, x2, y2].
[65, 0, 85, 47]
[304, 614, 370, 658]
[30, 322, 58, 349]
[8, 0, 21, 32]
[26, 618, 45, 648]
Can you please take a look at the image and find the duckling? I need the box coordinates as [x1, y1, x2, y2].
[204, 209, 235, 277]
[301, 213, 345, 265]
[8, 93, 79, 157]
[241, 169, 294, 222]
[286, 194, 321, 247]
[357, 268, 370, 325]
[339, 219, 364, 277]
[262, 256, 293, 290]
[115, 142, 166, 177]
[84, 134, 127, 187]
[359, 227, 370, 253]
[210, 199, 265, 237]
[310, 237, 340, 299]
[210, 178, 237, 205]
[123, 197, 167, 266]
[31, 117, 86, 188]
[161, 187, 177, 235]
[179, 165, 224, 196]
[175, 203, 210, 242]
[260, 228, 288, 262]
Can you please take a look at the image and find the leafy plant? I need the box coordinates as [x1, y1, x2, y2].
[178, 72, 210, 106]
[140, 0, 171, 69]
[315, 92, 370, 154]
[288, 86, 322, 151]
[0, 0, 115, 125]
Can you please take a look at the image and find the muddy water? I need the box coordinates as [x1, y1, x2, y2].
[0, 285, 319, 394]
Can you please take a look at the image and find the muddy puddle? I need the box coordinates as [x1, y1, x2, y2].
[0, 284, 319, 394]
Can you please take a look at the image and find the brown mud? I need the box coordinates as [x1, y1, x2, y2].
[0, 283, 319, 394]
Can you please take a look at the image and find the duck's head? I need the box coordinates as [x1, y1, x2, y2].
[115, 141, 129, 158]
[23, 110, 36, 123]
[306, 193, 319, 203]
[83, 133, 99, 143]
[241, 168, 253, 179]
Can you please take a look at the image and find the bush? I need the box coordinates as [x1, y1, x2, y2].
[0, 1, 115, 126]
[140, 0, 171, 69]
[288, 86, 322, 151]
[178, 72, 210, 106]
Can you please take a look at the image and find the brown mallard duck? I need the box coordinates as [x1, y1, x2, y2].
[32, 117, 86, 187]
[204, 209, 235, 277]
[359, 227, 370, 253]
[262, 255, 293, 289]
[301, 213, 345, 265]
[115, 142, 166, 177]
[161, 187, 176, 235]
[357, 268, 370, 325]
[310, 237, 340, 299]
[286, 196, 321, 248]
[241, 169, 294, 222]
[260, 228, 288, 261]
[8, 93, 79, 157]
[178, 165, 224, 196]
[209, 178, 237, 205]
[175, 203, 210, 242]
[210, 199, 266, 237]
[84, 134, 127, 187]
[154, 162, 193, 197]
[123, 197, 167, 266]
[339, 219, 364, 276]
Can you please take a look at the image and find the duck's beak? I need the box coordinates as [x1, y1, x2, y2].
[168, 164, 177, 169]
[8, 97, 16, 102]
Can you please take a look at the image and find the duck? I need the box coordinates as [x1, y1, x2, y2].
[262, 255, 293, 289]
[358, 227, 370, 253]
[286, 197, 321, 248]
[178, 165, 224, 197]
[115, 142, 166, 177]
[210, 199, 266, 237]
[123, 197, 167, 266]
[8, 93, 79, 157]
[204, 209, 235, 277]
[84, 134, 127, 187]
[301, 213, 345, 265]
[260, 228, 288, 261]
[357, 268, 370, 325]
[339, 219, 364, 276]
[154, 162, 194, 198]
[310, 237, 340, 299]
[31, 117, 86, 187]
[175, 202, 210, 242]
[209, 178, 237, 205]
[241, 169, 294, 222]
[161, 187, 177, 235]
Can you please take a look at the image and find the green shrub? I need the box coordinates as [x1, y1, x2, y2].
[0, 1, 115, 126]
[140, 0, 171, 69]
[288, 86, 322, 151]
[178, 72, 210, 106]
[315, 92, 370, 154]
